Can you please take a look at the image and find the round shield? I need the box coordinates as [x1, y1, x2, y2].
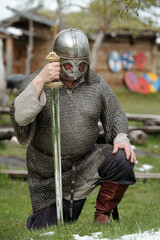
[122, 51, 134, 70]
[108, 51, 122, 73]
[144, 72, 160, 93]
[135, 52, 146, 70]
[137, 77, 150, 94]
[124, 71, 138, 92]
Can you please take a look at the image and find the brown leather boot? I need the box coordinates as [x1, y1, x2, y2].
[94, 180, 128, 224]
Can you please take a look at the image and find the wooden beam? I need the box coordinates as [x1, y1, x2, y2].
[0, 169, 28, 179]
[25, 18, 34, 75]
[6, 37, 13, 77]
[1, 169, 160, 180]
[126, 113, 160, 124]
[0, 128, 15, 140]
[135, 172, 160, 179]
[0, 107, 10, 114]
[129, 126, 160, 133]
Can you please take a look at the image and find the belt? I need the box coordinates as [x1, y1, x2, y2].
[43, 151, 81, 162]
[61, 155, 81, 162]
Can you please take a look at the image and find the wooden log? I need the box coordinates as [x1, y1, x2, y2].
[128, 130, 148, 145]
[99, 121, 160, 135]
[129, 126, 160, 134]
[0, 128, 15, 140]
[126, 113, 160, 125]
[0, 107, 10, 114]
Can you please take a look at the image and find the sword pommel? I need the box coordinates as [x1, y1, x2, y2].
[45, 52, 62, 89]
[45, 52, 60, 62]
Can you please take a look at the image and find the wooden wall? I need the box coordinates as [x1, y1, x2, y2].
[10, 27, 159, 88]
[92, 37, 158, 86]
[11, 22, 54, 75]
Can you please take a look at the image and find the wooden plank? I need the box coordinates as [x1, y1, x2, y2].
[0, 128, 15, 140]
[129, 126, 160, 133]
[135, 172, 160, 179]
[0, 107, 10, 114]
[0, 169, 28, 178]
[126, 113, 160, 124]
[1, 169, 160, 180]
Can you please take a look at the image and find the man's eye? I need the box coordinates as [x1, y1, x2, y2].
[64, 63, 72, 70]
[79, 63, 86, 72]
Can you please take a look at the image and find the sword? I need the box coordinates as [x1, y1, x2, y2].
[45, 52, 63, 224]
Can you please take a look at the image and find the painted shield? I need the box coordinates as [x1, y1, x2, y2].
[108, 51, 122, 73]
[144, 72, 160, 93]
[122, 51, 134, 70]
[124, 71, 138, 92]
[135, 52, 146, 70]
[137, 77, 150, 94]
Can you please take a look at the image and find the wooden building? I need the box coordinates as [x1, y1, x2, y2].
[0, 6, 55, 78]
[0, 7, 159, 87]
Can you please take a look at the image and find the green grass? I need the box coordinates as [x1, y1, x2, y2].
[135, 155, 160, 173]
[0, 142, 27, 159]
[0, 173, 160, 240]
[113, 87, 160, 114]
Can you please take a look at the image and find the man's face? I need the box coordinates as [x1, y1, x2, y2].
[60, 59, 88, 81]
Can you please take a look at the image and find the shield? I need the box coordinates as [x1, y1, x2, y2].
[135, 52, 146, 70]
[122, 51, 134, 71]
[144, 72, 160, 93]
[108, 51, 122, 73]
[124, 71, 138, 92]
[137, 77, 150, 94]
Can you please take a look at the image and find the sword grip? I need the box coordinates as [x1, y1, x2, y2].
[45, 52, 62, 89]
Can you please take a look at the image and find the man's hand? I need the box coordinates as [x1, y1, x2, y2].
[33, 62, 60, 98]
[38, 62, 60, 85]
[113, 142, 136, 164]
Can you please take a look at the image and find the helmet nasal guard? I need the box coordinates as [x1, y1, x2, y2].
[53, 28, 90, 81]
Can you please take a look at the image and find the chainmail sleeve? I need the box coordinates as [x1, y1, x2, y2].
[99, 78, 128, 144]
[10, 70, 40, 145]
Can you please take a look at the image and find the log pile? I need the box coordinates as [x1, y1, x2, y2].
[98, 113, 160, 145]
[0, 108, 160, 144]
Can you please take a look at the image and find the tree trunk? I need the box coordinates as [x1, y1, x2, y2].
[90, 30, 105, 70]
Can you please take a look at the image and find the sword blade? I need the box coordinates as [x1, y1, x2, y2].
[50, 87, 63, 224]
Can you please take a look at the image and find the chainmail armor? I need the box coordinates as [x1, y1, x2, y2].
[10, 68, 128, 212]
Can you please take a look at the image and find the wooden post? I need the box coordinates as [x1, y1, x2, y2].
[26, 19, 34, 75]
[0, 39, 6, 107]
[6, 37, 13, 77]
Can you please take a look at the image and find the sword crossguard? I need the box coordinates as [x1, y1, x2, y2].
[45, 52, 62, 89]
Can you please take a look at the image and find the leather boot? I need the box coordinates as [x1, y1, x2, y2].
[94, 180, 128, 224]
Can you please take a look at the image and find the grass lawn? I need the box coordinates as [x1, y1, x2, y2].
[113, 87, 160, 115]
[0, 87, 160, 239]
[0, 172, 160, 240]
